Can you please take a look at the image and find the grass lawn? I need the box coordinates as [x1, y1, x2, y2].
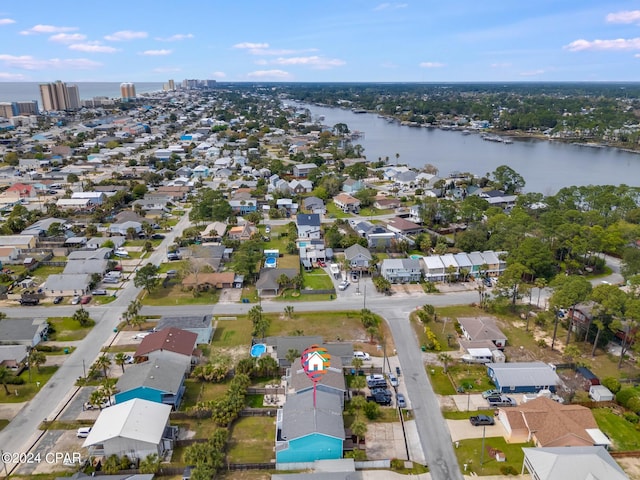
[446, 364, 495, 393]
[240, 286, 259, 303]
[453, 436, 529, 476]
[410, 310, 459, 353]
[0, 366, 59, 403]
[277, 254, 300, 269]
[140, 284, 220, 306]
[47, 316, 94, 341]
[157, 260, 187, 273]
[29, 264, 65, 282]
[443, 409, 496, 420]
[427, 366, 457, 396]
[91, 294, 118, 306]
[358, 207, 394, 217]
[227, 417, 275, 464]
[326, 202, 352, 219]
[179, 379, 230, 410]
[275, 290, 334, 302]
[593, 407, 640, 451]
[302, 268, 334, 290]
[0, 419, 9, 430]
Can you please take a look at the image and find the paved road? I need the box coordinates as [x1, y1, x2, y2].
[0, 212, 193, 470]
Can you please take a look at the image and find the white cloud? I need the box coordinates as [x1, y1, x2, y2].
[520, 69, 545, 76]
[564, 37, 640, 51]
[234, 42, 269, 49]
[0, 54, 101, 70]
[606, 10, 640, 24]
[153, 67, 182, 73]
[49, 33, 86, 43]
[0, 72, 28, 80]
[69, 42, 118, 53]
[419, 62, 445, 68]
[271, 56, 345, 69]
[155, 33, 194, 41]
[210, 71, 226, 78]
[380, 61, 398, 68]
[0, 18, 16, 25]
[490, 62, 512, 68]
[254, 59, 268, 65]
[247, 69, 291, 79]
[20, 24, 77, 35]
[104, 30, 147, 41]
[373, 3, 408, 11]
[140, 49, 172, 56]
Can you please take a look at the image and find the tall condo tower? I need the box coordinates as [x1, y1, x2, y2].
[120, 82, 136, 101]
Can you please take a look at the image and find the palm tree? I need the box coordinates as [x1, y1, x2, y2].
[395, 152, 400, 166]
[351, 375, 366, 396]
[114, 352, 128, 373]
[94, 354, 111, 378]
[29, 349, 46, 373]
[101, 378, 117, 406]
[0, 366, 12, 395]
[286, 349, 300, 365]
[351, 419, 367, 446]
[73, 307, 91, 327]
[438, 352, 453, 373]
[284, 305, 294, 319]
[139, 453, 161, 474]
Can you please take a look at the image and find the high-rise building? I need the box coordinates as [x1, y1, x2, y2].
[39, 81, 80, 111]
[120, 82, 136, 101]
[15, 101, 39, 115]
[0, 103, 13, 118]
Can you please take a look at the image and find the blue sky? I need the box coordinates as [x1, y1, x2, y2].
[1, 1, 640, 82]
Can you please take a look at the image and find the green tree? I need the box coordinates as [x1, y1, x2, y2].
[351, 419, 367, 446]
[549, 276, 592, 349]
[134, 263, 160, 293]
[0, 366, 13, 395]
[67, 173, 79, 183]
[438, 352, 453, 373]
[114, 352, 128, 373]
[139, 453, 161, 474]
[286, 348, 300, 364]
[73, 307, 92, 327]
[284, 305, 294, 319]
[94, 354, 111, 378]
[28, 349, 46, 373]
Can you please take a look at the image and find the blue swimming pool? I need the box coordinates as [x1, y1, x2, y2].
[265, 257, 277, 268]
[251, 343, 266, 357]
[410, 254, 422, 260]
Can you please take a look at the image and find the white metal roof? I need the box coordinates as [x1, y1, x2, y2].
[82, 398, 171, 448]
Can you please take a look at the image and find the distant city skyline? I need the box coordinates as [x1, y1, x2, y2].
[1, 1, 640, 82]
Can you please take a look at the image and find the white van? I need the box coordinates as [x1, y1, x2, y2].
[77, 427, 91, 438]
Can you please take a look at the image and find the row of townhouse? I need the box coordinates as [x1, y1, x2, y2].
[379, 250, 507, 284]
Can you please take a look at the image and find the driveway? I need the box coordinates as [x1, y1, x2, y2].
[447, 419, 507, 443]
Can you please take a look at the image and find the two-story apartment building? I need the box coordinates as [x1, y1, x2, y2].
[380, 258, 422, 283]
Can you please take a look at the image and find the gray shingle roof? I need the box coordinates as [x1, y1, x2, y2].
[157, 315, 212, 330]
[488, 362, 561, 389]
[281, 390, 345, 441]
[115, 356, 188, 394]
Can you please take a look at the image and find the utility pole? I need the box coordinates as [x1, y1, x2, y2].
[480, 425, 486, 470]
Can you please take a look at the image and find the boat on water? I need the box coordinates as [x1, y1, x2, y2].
[352, 108, 367, 114]
[482, 134, 512, 144]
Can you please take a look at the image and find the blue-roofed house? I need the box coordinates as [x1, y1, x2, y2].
[487, 361, 561, 394]
[275, 389, 345, 464]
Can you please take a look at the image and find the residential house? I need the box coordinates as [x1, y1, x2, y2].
[342, 178, 364, 194]
[453, 253, 473, 279]
[181, 272, 236, 291]
[156, 185, 191, 201]
[82, 398, 175, 460]
[373, 197, 401, 210]
[458, 317, 507, 349]
[108, 220, 142, 236]
[0, 247, 20, 264]
[344, 244, 372, 272]
[227, 223, 257, 241]
[303, 196, 326, 215]
[296, 214, 321, 240]
[264, 336, 353, 368]
[440, 253, 459, 280]
[191, 165, 210, 178]
[3, 183, 36, 199]
[292, 163, 318, 177]
[21, 217, 69, 237]
[0, 345, 28, 371]
[380, 258, 422, 283]
[275, 390, 345, 464]
[0, 318, 48, 347]
[114, 356, 189, 409]
[288, 357, 347, 407]
[56, 198, 93, 211]
[256, 268, 299, 296]
[276, 198, 298, 216]
[522, 447, 628, 480]
[421, 256, 446, 282]
[479, 251, 502, 276]
[0, 235, 36, 250]
[289, 179, 313, 194]
[467, 251, 488, 277]
[43, 273, 91, 297]
[201, 222, 227, 242]
[409, 204, 422, 224]
[133, 328, 199, 369]
[71, 191, 105, 205]
[568, 302, 596, 340]
[332, 193, 360, 213]
[299, 241, 328, 269]
[229, 199, 257, 214]
[487, 361, 561, 394]
[156, 315, 214, 345]
[475, 189, 518, 209]
[501, 397, 610, 448]
[385, 217, 423, 236]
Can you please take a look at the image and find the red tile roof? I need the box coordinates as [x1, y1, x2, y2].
[134, 327, 198, 357]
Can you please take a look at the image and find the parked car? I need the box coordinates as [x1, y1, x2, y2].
[367, 392, 392, 406]
[470, 414, 495, 426]
[395, 366, 401, 376]
[481, 389, 501, 399]
[353, 351, 370, 361]
[396, 393, 407, 408]
[53, 296, 63, 304]
[80, 295, 92, 304]
[387, 373, 399, 387]
[76, 427, 92, 438]
[103, 277, 119, 284]
[71, 295, 81, 305]
[167, 252, 181, 261]
[132, 332, 151, 340]
[124, 355, 135, 364]
[19, 297, 39, 305]
[91, 289, 108, 296]
[151, 233, 165, 240]
[486, 395, 517, 407]
[338, 280, 350, 291]
[166, 269, 178, 278]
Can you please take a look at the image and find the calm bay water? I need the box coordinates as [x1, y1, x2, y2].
[0, 82, 164, 102]
[295, 102, 640, 194]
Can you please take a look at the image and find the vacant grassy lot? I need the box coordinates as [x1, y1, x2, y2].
[427, 366, 458, 396]
[276, 291, 334, 302]
[454, 436, 528, 476]
[29, 264, 64, 283]
[140, 283, 220, 306]
[325, 202, 351, 219]
[447, 364, 495, 393]
[227, 417, 275, 463]
[593, 407, 640, 451]
[47, 316, 94, 341]
[0, 366, 59, 403]
[276, 254, 300, 269]
[302, 268, 334, 290]
[410, 310, 459, 353]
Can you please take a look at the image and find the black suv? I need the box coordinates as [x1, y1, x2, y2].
[367, 392, 392, 405]
[470, 414, 495, 426]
